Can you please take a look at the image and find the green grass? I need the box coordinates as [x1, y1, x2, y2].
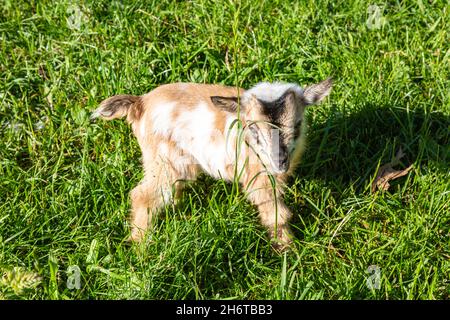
[0, 0, 449, 300]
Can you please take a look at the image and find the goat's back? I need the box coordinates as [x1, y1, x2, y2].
[135, 83, 247, 179]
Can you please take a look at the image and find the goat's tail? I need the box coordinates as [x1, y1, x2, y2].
[91, 94, 144, 123]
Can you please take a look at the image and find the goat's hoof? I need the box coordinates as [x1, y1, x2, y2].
[128, 229, 145, 243]
[270, 237, 293, 252]
[269, 226, 293, 252]
[271, 241, 290, 252]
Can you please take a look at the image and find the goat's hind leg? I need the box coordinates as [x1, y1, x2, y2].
[129, 164, 180, 242]
[129, 181, 162, 242]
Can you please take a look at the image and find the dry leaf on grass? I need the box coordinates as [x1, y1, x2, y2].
[371, 148, 413, 193]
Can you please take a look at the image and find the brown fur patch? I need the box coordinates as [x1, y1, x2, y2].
[214, 113, 227, 133]
[143, 83, 244, 113]
[128, 97, 144, 123]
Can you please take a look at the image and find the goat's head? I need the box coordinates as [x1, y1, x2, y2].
[211, 78, 332, 174]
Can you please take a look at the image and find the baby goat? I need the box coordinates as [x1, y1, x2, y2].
[92, 78, 332, 250]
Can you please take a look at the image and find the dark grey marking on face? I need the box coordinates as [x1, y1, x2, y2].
[258, 90, 294, 125]
[293, 119, 302, 140]
[257, 90, 298, 172]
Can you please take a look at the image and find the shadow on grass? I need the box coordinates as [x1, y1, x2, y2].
[297, 104, 449, 188]
[288, 103, 450, 235]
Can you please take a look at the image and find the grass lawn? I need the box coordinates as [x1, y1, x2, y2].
[0, 0, 449, 299]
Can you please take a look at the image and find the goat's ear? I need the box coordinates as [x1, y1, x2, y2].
[302, 77, 333, 105]
[210, 96, 240, 113]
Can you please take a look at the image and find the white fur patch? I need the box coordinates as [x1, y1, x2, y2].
[172, 103, 234, 178]
[150, 101, 176, 138]
[139, 119, 147, 137]
[158, 142, 169, 158]
[243, 82, 303, 102]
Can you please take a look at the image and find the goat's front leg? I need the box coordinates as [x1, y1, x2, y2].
[245, 177, 294, 250]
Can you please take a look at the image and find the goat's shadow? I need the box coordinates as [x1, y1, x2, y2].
[287, 102, 449, 235]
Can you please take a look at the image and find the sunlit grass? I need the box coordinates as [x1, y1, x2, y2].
[0, 0, 449, 299]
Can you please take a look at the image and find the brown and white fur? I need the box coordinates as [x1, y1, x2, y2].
[92, 79, 332, 250]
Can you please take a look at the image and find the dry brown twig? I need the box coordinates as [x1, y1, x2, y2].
[372, 147, 413, 193]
